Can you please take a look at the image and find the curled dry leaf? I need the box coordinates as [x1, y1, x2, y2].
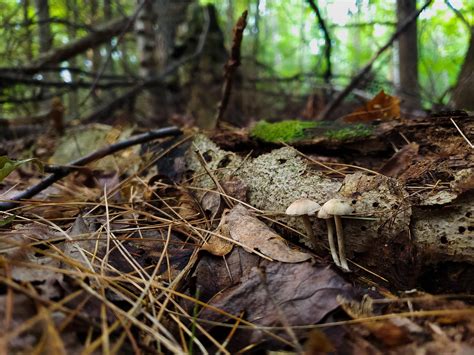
[61, 215, 100, 269]
[338, 295, 421, 347]
[343, 90, 400, 123]
[225, 204, 312, 263]
[199, 261, 352, 346]
[379, 143, 419, 178]
[1, 223, 65, 299]
[201, 216, 233, 256]
[194, 247, 261, 303]
[200, 190, 222, 219]
[221, 177, 248, 203]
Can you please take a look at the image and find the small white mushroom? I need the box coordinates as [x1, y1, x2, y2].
[317, 207, 340, 267]
[320, 199, 354, 271]
[285, 198, 321, 243]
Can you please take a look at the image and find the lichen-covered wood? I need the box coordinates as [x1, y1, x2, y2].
[185, 134, 473, 289]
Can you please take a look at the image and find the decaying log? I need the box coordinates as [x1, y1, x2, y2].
[184, 134, 473, 290]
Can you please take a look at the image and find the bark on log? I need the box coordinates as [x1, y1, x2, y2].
[184, 135, 473, 290]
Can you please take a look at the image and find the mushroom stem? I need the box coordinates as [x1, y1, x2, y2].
[334, 216, 350, 271]
[326, 219, 340, 267]
[302, 215, 315, 240]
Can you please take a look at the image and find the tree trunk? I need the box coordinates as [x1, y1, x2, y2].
[34, 0, 53, 54]
[89, 0, 101, 104]
[34, 0, 54, 110]
[396, 0, 421, 110]
[451, 27, 474, 110]
[103, 0, 115, 74]
[66, 0, 79, 119]
[135, 0, 160, 122]
[135, 0, 192, 124]
[23, 0, 33, 60]
[226, 0, 235, 41]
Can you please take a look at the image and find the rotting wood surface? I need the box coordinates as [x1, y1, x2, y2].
[183, 134, 473, 290]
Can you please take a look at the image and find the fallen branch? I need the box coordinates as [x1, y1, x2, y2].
[215, 10, 248, 126]
[318, 0, 433, 120]
[4, 16, 133, 75]
[0, 126, 182, 211]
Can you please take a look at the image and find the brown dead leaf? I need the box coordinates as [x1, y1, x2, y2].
[200, 190, 222, 220]
[201, 218, 233, 256]
[0, 293, 39, 351]
[379, 143, 419, 177]
[177, 191, 200, 220]
[338, 296, 417, 347]
[0, 224, 64, 299]
[221, 177, 248, 203]
[225, 204, 312, 263]
[61, 215, 101, 270]
[343, 90, 400, 123]
[199, 261, 352, 346]
[304, 329, 336, 354]
[194, 247, 261, 303]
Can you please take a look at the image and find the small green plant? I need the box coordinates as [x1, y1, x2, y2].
[324, 124, 372, 141]
[188, 289, 201, 354]
[0, 156, 42, 182]
[250, 120, 318, 143]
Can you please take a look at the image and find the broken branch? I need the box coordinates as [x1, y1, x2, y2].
[0, 126, 182, 211]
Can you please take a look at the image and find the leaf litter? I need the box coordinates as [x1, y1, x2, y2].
[0, 113, 473, 353]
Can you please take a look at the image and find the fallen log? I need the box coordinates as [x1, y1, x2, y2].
[182, 134, 473, 291]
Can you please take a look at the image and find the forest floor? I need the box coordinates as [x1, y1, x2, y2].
[0, 94, 473, 353]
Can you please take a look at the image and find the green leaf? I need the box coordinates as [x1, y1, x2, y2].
[0, 156, 43, 182]
[0, 215, 15, 227]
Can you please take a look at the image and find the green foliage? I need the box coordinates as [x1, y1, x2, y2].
[201, 0, 471, 105]
[324, 124, 373, 141]
[0, 156, 42, 182]
[250, 120, 318, 143]
[0, 215, 15, 227]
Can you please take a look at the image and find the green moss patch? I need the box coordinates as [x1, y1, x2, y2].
[324, 124, 372, 141]
[250, 120, 318, 143]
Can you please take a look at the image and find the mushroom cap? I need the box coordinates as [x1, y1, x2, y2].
[285, 198, 321, 216]
[317, 208, 331, 219]
[320, 198, 353, 216]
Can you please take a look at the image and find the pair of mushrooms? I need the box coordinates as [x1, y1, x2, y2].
[286, 198, 353, 271]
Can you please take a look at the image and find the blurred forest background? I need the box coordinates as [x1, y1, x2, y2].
[0, 0, 472, 131]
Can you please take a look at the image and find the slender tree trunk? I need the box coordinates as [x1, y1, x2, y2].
[23, 0, 37, 114]
[352, 0, 362, 74]
[23, 0, 33, 60]
[396, 0, 421, 110]
[34, 0, 53, 54]
[226, 0, 235, 41]
[66, 0, 79, 119]
[34, 0, 54, 110]
[104, 0, 115, 74]
[253, 0, 260, 59]
[135, 0, 159, 121]
[451, 27, 474, 110]
[90, 0, 101, 73]
[135, 0, 192, 124]
[89, 0, 101, 104]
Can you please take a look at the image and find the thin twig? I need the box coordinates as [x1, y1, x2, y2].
[318, 0, 433, 120]
[450, 118, 474, 148]
[215, 10, 248, 126]
[444, 0, 470, 29]
[0, 126, 181, 210]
